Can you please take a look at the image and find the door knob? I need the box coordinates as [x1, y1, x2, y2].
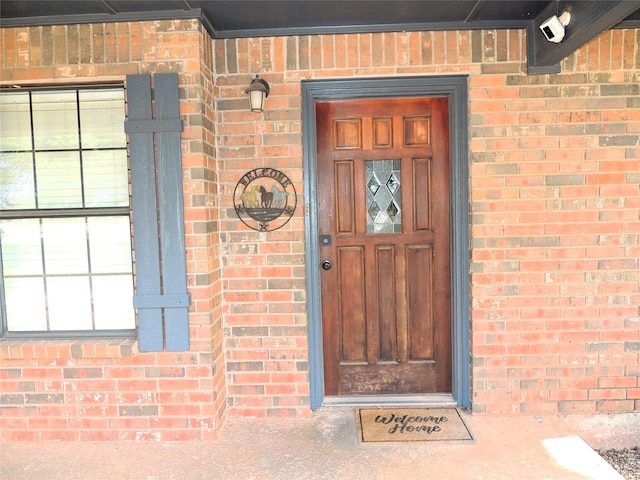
[322, 260, 332, 270]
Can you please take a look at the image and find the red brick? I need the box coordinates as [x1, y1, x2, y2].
[588, 388, 628, 400]
[598, 377, 637, 388]
[558, 401, 596, 414]
[596, 400, 635, 411]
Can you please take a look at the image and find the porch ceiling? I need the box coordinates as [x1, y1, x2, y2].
[1, 1, 639, 70]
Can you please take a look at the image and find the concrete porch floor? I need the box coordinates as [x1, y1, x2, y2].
[1, 409, 638, 480]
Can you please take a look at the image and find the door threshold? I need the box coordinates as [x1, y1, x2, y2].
[321, 393, 457, 408]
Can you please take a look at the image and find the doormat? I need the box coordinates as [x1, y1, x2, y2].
[356, 408, 474, 443]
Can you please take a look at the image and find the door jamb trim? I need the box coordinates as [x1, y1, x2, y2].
[302, 76, 470, 410]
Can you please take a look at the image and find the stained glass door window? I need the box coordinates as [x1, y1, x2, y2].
[365, 160, 401, 234]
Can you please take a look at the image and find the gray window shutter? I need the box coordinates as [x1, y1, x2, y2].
[125, 73, 191, 352]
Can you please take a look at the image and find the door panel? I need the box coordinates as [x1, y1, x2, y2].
[335, 161, 355, 234]
[375, 245, 396, 361]
[317, 97, 451, 396]
[406, 244, 434, 360]
[412, 158, 432, 231]
[338, 247, 366, 361]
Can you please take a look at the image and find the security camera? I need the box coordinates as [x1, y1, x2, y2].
[540, 15, 565, 43]
[540, 11, 571, 43]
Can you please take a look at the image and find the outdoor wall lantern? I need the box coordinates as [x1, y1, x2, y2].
[246, 75, 270, 113]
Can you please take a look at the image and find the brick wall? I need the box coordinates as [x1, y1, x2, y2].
[214, 29, 640, 417]
[214, 37, 309, 418]
[0, 20, 227, 441]
[0, 22, 639, 441]
[468, 30, 640, 414]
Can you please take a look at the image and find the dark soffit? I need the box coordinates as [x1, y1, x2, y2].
[1, 1, 637, 38]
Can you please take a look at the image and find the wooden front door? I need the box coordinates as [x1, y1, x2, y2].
[317, 97, 452, 396]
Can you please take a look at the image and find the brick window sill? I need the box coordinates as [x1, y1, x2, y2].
[0, 338, 138, 361]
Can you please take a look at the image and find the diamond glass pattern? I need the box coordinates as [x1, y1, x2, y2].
[365, 160, 402, 234]
[386, 173, 400, 194]
[387, 201, 399, 221]
[367, 175, 381, 195]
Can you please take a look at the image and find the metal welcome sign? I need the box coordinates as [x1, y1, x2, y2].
[233, 168, 297, 231]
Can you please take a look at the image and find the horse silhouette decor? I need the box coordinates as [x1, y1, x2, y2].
[233, 168, 297, 231]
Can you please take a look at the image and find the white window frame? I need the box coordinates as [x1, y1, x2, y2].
[0, 85, 136, 338]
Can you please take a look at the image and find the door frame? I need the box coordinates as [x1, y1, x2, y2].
[302, 76, 470, 410]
